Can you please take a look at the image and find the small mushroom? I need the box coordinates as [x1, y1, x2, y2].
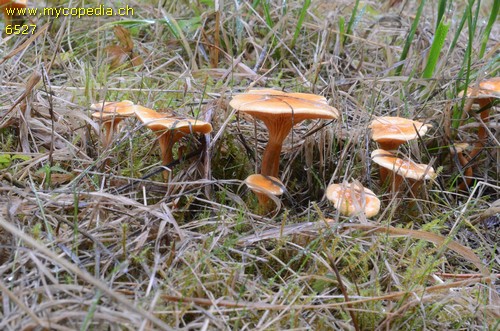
[230, 89, 339, 178]
[91, 100, 136, 147]
[134, 106, 212, 179]
[369, 116, 431, 151]
[244, 174, 285, 209]
[459, 77, 499, 159]
[371, 149, 436, 193]
[326, 182, 380, 218]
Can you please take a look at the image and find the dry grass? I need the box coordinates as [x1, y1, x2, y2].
[0, 0, 499, 329]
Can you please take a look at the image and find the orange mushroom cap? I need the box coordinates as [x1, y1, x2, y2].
[326, 182, 380, 218]
[371, 149, 436, 181]
[369, 117, 431, 149]
[459, 77, 500, 99]
[479, 77, 500, 96]
[90, 100, 136, 120]
[230, 89, 339, 177]
[230, 89, 339, 122]
[134, 106, 212, 135]
[244, 174, 285, 196]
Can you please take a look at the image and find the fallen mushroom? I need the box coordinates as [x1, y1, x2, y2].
[326, 182, 380, 218]
[230, 89, 339, 178]
[371, 149, 436, 193]
[369, 116, 431, 151]
[459, 77, 499, 159]
[244, 174, 285, 210]
[91, 100, 136, 147]
[134, 106, 212, 179]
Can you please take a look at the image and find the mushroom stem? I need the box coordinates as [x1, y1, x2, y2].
[392, 173, 404, 193]
[157, 133, 177, 180]
[378, 141, 402, 151]
[101, 122, 114, 148]
[456, 149, 473, 191]
[470, 98, 490, 159]
[261, 138, 285, 177]
[408, 179, 423, 199]
[260, 121, 293, 177]
[379, 167, 389, 188]
[255, 193, 272, 209]
[377, 142, 402, 183]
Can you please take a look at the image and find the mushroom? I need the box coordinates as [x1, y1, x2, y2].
[369, 116, 431, 151]
[91, 100, 136, 147]
[244, 174, 285, 209]
[230, 89, 339, 177]
[371, 149, 436, 193]
[459, 77, 499, 159]
[134, 106, 212, 178]
[1, 0, 27, 27]
[450, 143, 473, 190]
[369, 117, 431, 187]
[326, 182, 380, 218]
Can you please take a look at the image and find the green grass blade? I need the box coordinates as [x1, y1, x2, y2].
[395, 0, 426, 76]
[338, 16, 345, 50]
[436, 0, 447, 31]
[291, 0, 311, 48]
[162, 12, 197, 70]
[343, 0, 360, 44]
[262, 0, 274, 28]
[452, 0, 480, 130]
[422, 17, 450, 79]
[479, 0, 499, 58]
[448, 4, 469, 55]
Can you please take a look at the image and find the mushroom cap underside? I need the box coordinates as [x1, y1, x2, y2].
[135, 106, 212, 134]
[371, 149, 436, 180]
[326, 183, 380, 218]
[369, 117, 430, 143]
[230, 89, 339, 121]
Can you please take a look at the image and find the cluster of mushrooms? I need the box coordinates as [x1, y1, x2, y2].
[90, 100, 212, 180]
[90, 77, 498, 218]
[456, 77, 499, 189]
[230, 90, 436, 218]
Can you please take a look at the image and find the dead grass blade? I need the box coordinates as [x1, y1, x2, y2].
[237, 220, 488, 274]
[0, 213, 174, 331]
[162, 276, 496, 311]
